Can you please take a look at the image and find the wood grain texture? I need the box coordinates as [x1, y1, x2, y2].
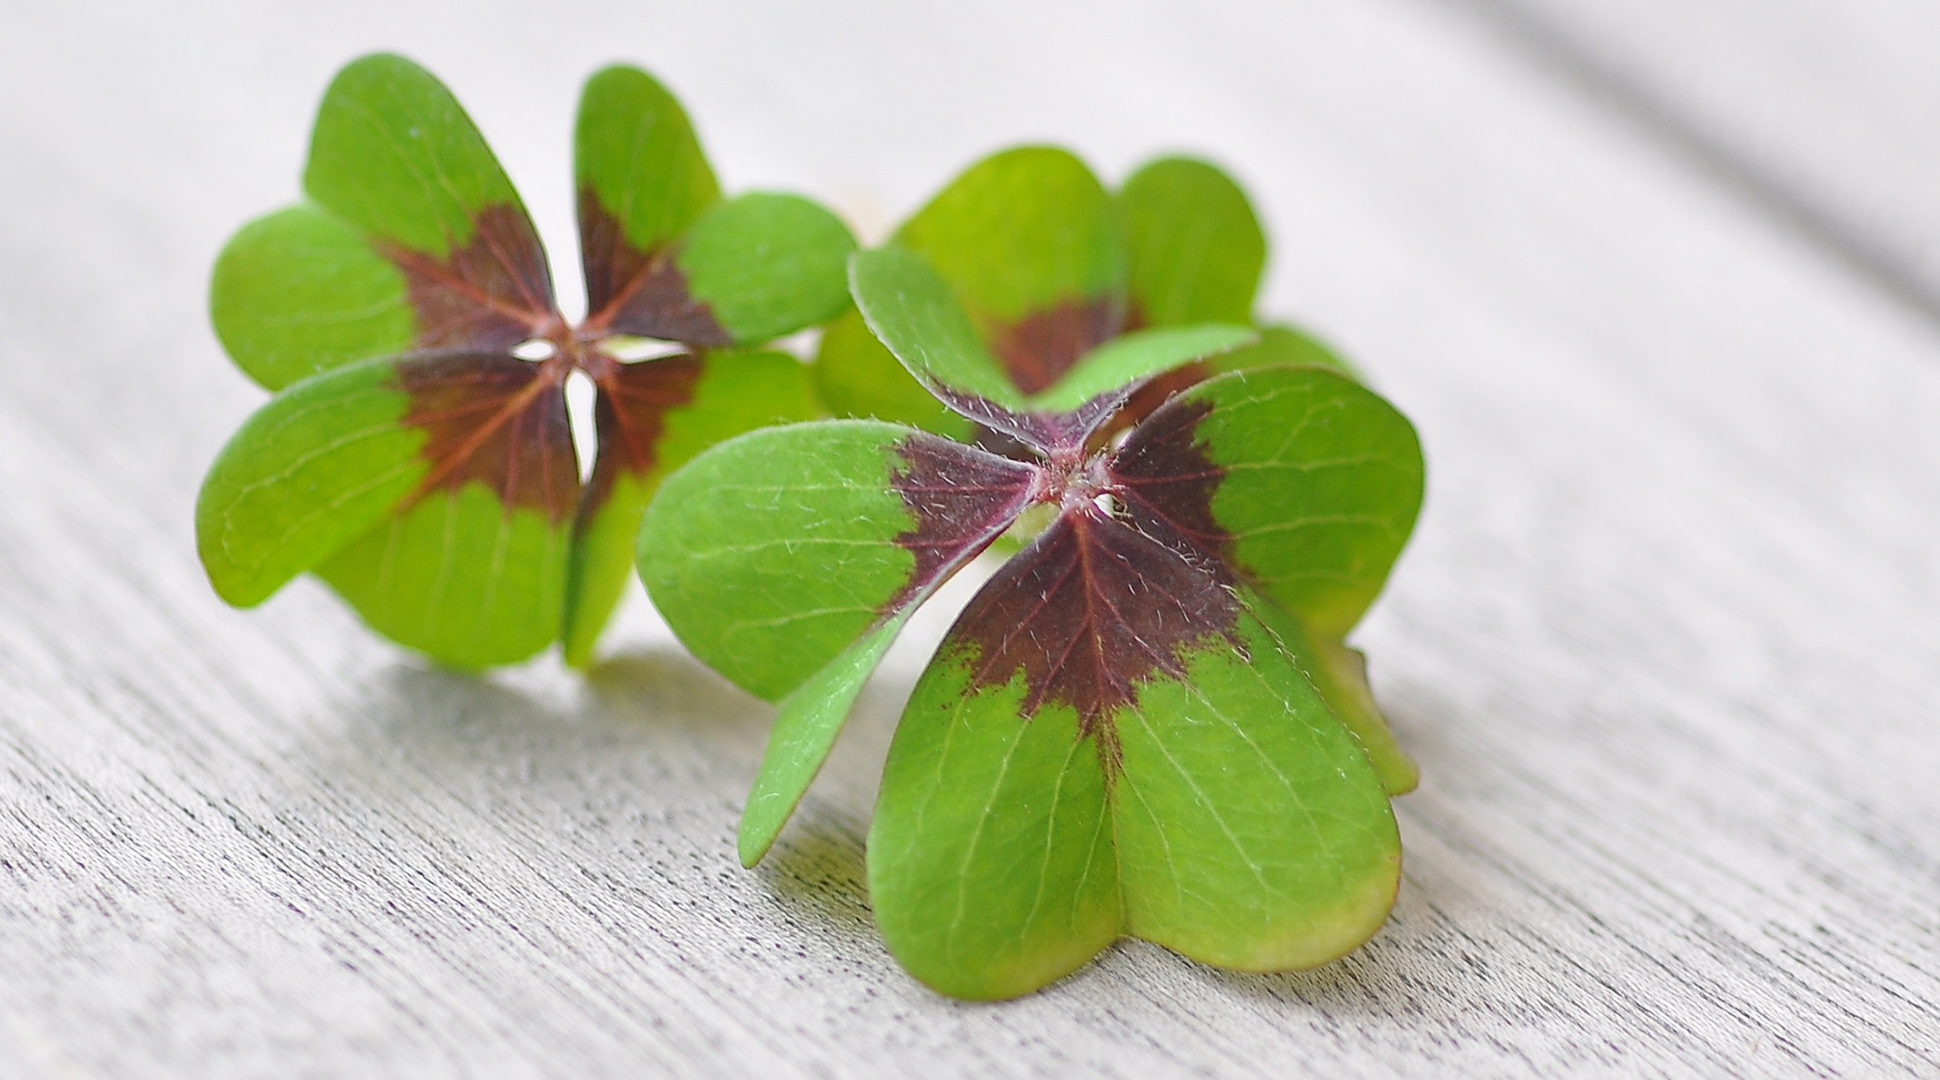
[1, 0, 1936, 1076]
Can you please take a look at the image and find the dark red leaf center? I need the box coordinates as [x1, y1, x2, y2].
[395, 352, 579, 522]
[374, 195, 741, 524]
[887, 435, 1042, 613]
[904, 394, 1241, 756]
[577, 190, 733, 346]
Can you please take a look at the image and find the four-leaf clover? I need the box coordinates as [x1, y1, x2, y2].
[638, 233, 1424, 998]
[197, 54, 855, 668]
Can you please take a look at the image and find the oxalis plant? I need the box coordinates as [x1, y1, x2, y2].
[196, 54, 853, 668]
[639, 148, 1426, 999]
[194, 53, 1428, 1001]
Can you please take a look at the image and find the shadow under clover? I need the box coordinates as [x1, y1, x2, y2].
[582, 646, 775, 756]
[282, 646, 1473, 1010]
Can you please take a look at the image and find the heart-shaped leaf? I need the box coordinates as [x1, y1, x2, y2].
[675, 194, 857, 345]
[1114, 366, 1424, 790]
[1117, 156, 1266, 328]
[1132, 366, 1424, 637]
[865, 366, 1416, 996]
[212, 54, 554, 392]
[575, 64, 721, 295]
[209, 207, 417, 392]
[304, 53, 555, 352]
[197, 355, 427, 605]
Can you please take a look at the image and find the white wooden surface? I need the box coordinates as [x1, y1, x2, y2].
[1471, 0, 1940, 317]
[2, 1, 1937, 1076]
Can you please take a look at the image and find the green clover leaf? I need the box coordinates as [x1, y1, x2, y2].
[812, 148, 1351, 440]
[641, 232, 1425, 997]
[199, 54, 855, 668]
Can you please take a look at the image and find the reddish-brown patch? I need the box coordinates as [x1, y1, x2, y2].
[394, 352, 579, 523]
[935, 393, 1240, 746]
[885, 434, 1039, 612]
[990, 296, 1122, 394]
[577, 189, 733, 347]
[576, 355, 707, 522]
[382, 203, 558, 351]
[942, 506, 1241, 743]
[1106, 396, 1227, 561]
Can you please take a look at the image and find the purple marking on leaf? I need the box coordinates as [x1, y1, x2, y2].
[929, 388, 1246, 750]
[1107, 395, 1229, 563]
[885, 433, 1039, 613]
[577, 189, 733, 347]
[381, 204, 558, 351]
[395, 351, 580, 523]
[576, 355, 705, 525]
[991, 296, 1123, 394]
[941, 504, 1243, 746]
